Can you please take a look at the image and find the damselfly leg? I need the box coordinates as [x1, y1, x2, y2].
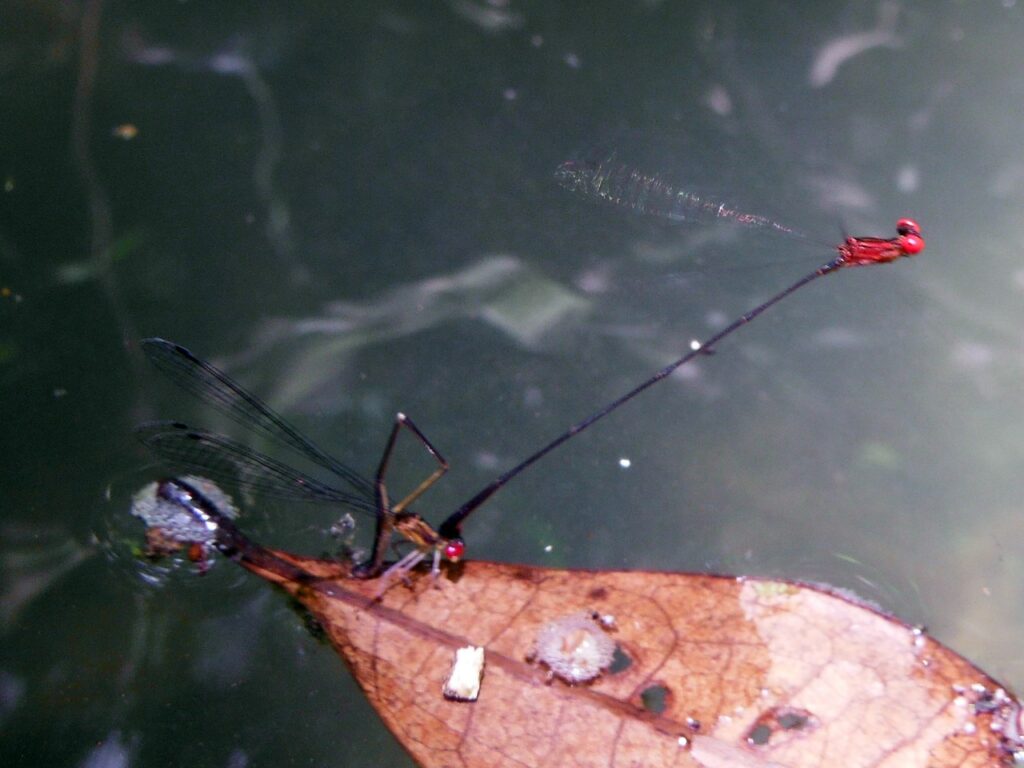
[356, 412, 450, 579]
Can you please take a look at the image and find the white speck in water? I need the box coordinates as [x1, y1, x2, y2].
[330, 513, 356, 538]
[950, 341, 993, 371]
[618, 457, 631, 469]
[575, 268, 609, 294]
[474, 451, 500, 470]
[705, 85, 732, 116]
[689, 339, 702, 351]
[563, 52, 581, 69]
[523, 385, 544, 408]
[502, 88, 517, 101]
[543, 544, 553, 553]
[677, 736, 689, 747]
[896, 164, 919, 193]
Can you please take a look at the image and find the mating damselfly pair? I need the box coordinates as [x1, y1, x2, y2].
[134, 159, 925, 582]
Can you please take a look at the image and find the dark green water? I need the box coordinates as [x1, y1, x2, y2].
[4, 1, 1024, 765]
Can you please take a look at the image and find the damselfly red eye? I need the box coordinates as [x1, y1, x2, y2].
[444, 539, 465, 561]
[896, 218, 921, 236]
[900, 234, 925, 255]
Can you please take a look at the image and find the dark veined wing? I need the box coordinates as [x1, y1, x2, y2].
[135, 420, 379, 516]
[141, 338, 375, 499]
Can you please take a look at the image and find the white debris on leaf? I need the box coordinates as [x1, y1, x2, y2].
[443, 646, 485, 702]
[533, 611, 617, 684]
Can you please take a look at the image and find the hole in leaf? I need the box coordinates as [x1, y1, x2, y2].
[778, 711, 809, 730]
[640, 684, 669, 714]
[608, 645, 632, 674]
[747, 723, 772, 746]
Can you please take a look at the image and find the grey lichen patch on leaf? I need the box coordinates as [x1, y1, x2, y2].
[531, 611, 617, 684]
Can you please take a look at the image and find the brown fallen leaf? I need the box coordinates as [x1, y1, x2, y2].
[224, 534, 1024, 768]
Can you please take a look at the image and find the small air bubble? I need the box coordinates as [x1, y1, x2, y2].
[689, 339, 702, 351]
[330, 513, 356, 538]
[543, 544, 553, 553]
[618, 457, 631, 468]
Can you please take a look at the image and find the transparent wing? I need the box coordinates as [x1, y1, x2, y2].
[141, 338, 375, 498]
[136, 420, 379, 516]
[554, 156, 801, 237]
